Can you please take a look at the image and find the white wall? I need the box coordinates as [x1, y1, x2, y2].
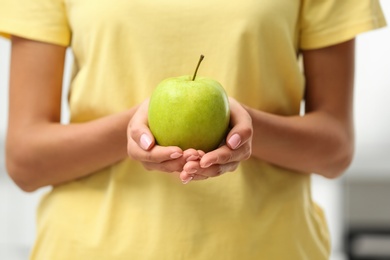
[347, 1, 390, 175]
[0, 2, 389, 259]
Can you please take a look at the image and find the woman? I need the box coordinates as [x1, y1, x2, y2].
[0, 0, 386, 259]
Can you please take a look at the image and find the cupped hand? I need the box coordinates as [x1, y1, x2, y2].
[180, 98, 253, 184]
[127, 99, 200, 173]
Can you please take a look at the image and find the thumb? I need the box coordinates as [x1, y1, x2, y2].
[226, 98, 253, 150]
[127, 99, 155, 151]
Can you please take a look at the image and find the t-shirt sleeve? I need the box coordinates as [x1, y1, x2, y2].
[299, 0, 387, 50]
[0, 0, 71, 46]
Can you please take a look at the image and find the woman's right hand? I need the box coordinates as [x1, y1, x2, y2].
[127, 99, 200, 173]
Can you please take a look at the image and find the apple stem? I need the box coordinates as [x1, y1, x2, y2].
[192, 55, 204, 81]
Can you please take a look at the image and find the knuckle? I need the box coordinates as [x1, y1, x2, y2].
[219, 152, 233, 163]
[160, 162, 180, 173]
[128, 122, 143, 139]
[145, 152, 154, 162]
[127, 144, 137, 160]
[132, 127, 143, 139]
[243, 126, 253, 139]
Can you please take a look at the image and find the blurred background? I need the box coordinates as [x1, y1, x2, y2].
[0, 2, 389, 259]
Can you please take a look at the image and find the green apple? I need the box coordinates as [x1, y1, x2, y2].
[148, 55, 230, 152]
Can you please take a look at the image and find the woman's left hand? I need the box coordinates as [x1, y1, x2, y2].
[180, 98, 253, 184]
[127, 98, 200, 173]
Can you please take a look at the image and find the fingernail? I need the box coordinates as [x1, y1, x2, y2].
[201, 162, 213, 168]
[170, 152, 182, 159]
[140, 134, 152, 150]
[228, 134, 241, 150]
[197, 150, 205, 157]
[187, 168, 197, 174]
[186, 155, 199, 161]
[182, 176, 193, 184]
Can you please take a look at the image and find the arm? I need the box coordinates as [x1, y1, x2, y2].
[6, 36, 136, 192]
[247, 39, 355, 178]
[185, 39, 355, 180]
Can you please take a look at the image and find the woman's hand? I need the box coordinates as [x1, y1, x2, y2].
[180, 98, 253, 184]
[127, 99, 200, 173]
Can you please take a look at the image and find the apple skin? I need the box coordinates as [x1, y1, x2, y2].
[148, 75, 230, 152]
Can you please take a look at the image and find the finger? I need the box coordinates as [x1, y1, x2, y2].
[180, 170, 208, 184]
[140, 149, 200, 172]
[183, 160, 200, 175]
[191, 174, 209, 181]
[180, 160, 202, 184]
[180, 170, 194, 184]
[180, 160, 200, 184]
[128, 137, 183, 163]
[183, 148, 201, 162]
[226, 98, 253, 150]
[219, 161, 240, 174]
[142, 157, 187, 173]
[197, 150, 206, 158]
[198, 162, 239, 177]
[185, 161, 240, 180]
[127, 99, 155, 151]
[199, 144, 251, 168]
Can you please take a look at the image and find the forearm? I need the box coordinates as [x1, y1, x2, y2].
[246, 107, 354, 178]
[6, 108, 136, 192]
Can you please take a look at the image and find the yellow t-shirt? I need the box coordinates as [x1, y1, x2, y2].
[0, 0, 386, 259]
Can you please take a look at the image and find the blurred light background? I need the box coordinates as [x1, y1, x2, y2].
[0, 2, 389, 259]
